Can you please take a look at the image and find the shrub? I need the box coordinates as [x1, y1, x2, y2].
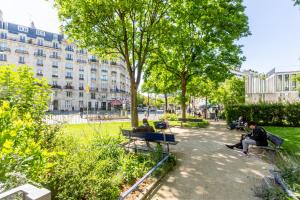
[160, 113, 178, 121]
[225, 103, 300, 127]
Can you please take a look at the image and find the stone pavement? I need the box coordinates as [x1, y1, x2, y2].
[148, 121, 272, 200]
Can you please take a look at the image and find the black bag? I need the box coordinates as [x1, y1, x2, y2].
[154, 121, 167, 129]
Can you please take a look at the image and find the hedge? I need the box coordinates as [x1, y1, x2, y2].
[225, 103, 300, 127]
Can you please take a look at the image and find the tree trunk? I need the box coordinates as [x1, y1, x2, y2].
[164, 93, 168, 113]
[181, 77, 187, 119]
[130, 82, 139, 128]
[205, 96, 208, 119]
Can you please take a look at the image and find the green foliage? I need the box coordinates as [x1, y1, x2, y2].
[160, 113, 179, 121]
[213, 76, 245, 105]
[0, 65, 59, 189]
[225, 103, 300, 127]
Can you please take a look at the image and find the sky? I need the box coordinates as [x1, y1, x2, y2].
[0, 0, 300, 73]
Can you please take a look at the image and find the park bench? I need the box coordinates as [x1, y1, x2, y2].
[121, 130, 178, 153]
[251, 132, 284, 162]
[178, 118, 203, 127]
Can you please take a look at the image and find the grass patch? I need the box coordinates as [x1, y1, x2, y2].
[264, 126, 300, 157]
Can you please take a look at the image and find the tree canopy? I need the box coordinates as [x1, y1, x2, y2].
[148, 0, 249, 118]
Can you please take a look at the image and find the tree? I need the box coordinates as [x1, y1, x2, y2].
[150, 0, 249, 119]
[53, 0, 170, 127]
[295, 0, 300, 5]
[213, 76, 245, 106]
[142, 65, 179, 112]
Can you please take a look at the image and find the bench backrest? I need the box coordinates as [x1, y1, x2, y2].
[121, 130, 176, 143]
[267, 133, 284, 148]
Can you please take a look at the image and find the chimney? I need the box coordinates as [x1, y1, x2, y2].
[30, 20, 36, 29]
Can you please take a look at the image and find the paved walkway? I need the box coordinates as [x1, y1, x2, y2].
[148, 121, 272, 200]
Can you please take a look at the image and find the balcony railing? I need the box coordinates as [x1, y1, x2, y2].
[77, 59, 87, 63]
[65, 48, 74, 52]
[34, 52, 46, 57]
[15, 49, 29, 54]
[88, 58, 98, 62]
[91, 68, 97, 72]
[52, 84, 62, 89]
[79, 87, 84, 90]
[79, 77, 84, 80]
[101, 88, 108, 92]
[0, 47, 11, 52]
[36, 73, 43, 76]
[52, 65, 58, 68]
[64, 85, 74, 89]
[50, 55, 61, 59]
[18, 61, 26, 64]
[37, 63, 43, 66]
[65, 76, 73, 79]
[76, 50, 87, 54]
[110, 61, 117, 65]
[65, 57, 73, 61]
[90, 87, 98, 92]
[52, 74, 59, 78]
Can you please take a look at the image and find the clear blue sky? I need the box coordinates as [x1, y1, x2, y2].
[0, 0, 299, 73]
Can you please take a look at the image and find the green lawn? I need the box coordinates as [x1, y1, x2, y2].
[264, 126, 300, 157]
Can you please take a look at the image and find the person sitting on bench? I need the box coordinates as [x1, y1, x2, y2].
[228, 116, 246, 130]
[133, 118, 155, 147]
[225, 121, 268, 154]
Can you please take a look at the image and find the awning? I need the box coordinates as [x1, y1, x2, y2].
[110, 99, 122, 106]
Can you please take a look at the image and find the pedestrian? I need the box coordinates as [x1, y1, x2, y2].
[214, 108, 219, 121]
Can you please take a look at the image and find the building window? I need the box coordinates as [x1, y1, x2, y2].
[37, 59, 43, 66]
[91, 93, 96, 99]
[0, 32, 7, 39]
[36, 30, 45, 37]
[66, 53, 73, 60]
[19, 35, 26, 42]
[18, 56, 25, 64]
[0, 54, 7, 61]
[79, 66, 84, 72]
[79, 92, 84, 98]
[53, 34, 58, 40]
[66, 91, 72, 97]
[101, 75, 108, 81]
[65, 62, 73, 69]
[79, 74, 84, 80]
[53, 42, 59, 49]
[65, 45, 74, 52]
[66, 71, 73, 78]
[37, 38, 44, 46]
[18, 26, 29, 33]
[65, 100, 71, 108]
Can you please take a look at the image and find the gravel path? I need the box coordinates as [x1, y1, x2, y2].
[148, 121, 272, 200]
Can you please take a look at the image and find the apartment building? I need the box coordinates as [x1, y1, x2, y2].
[245, 67, 300, 103]
[0, 11, 130, 111]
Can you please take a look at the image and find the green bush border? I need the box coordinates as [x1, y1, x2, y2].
[225, 103, 300, 127]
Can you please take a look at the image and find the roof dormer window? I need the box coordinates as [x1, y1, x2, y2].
[36, 30, 45, 37]
[18, 25, 28, 33]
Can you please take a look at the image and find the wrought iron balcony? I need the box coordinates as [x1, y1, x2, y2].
[52, 65, 58, 68]
[79, 77, 84, 80]
[64, 85, 74, 89]
[50, 55, 61, 59]
[37, 63, 43, 66]
[15, 49, 29, 54]
[91, 68, 97, 72]
[65, 76, 73, 79]
[77, 59, 87, 63]
[88, 58, 98, 62]
[52, 84, 62, 89]
[34, 52, 46, 57]
[0, 47, 11, 52]
[79, 86, 84, 90]
[52, 74, 59, 78]
[90, 87, 98, 92]
[36, 73, 43, 76]
[65, 57, 73, 61]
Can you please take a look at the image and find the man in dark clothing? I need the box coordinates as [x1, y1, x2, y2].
[133, 118, 155, 147]
[225, 121, 268, 154]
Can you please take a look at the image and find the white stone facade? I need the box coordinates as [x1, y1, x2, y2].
[0, 17, 130, 111]
[245, 67, 300, 103]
